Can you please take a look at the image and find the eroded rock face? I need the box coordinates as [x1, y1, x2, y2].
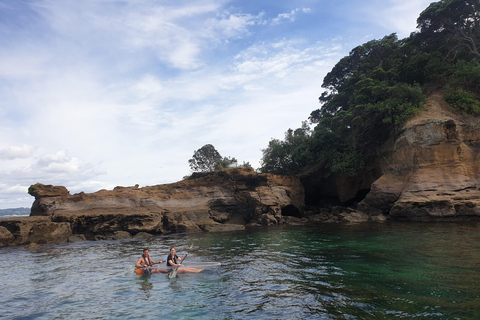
[0, 217, 72, 247]
[359, 93, 480, 221]
[0, 168, 305, 247]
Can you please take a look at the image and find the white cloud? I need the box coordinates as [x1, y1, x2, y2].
[230, 39, 340, 86]
[132, 74, 164, 100]
[0, 148, 107, 202]
[272, 8, 311, 25]
[36, 151, 82, 173]
[207, 11, 263, 39]
[0, 145, 36, 160]
[358, 0, 433, 37]
[0, 184, 29, 194]
[0, 49, 48, 79]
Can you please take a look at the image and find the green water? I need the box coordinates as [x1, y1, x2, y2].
[1, 222, 479, 319]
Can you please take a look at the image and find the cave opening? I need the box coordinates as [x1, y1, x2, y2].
[344, 188, 371, 206]
[303, 185, 371, 208]
[281, 205, 302, 217]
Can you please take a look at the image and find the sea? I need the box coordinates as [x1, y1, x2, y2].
[1, 222, 479, 319]
[0, 208, 30, 219]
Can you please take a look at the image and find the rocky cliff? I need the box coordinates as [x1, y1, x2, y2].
[359, 93, 480, 221]
[0, 168, 305, 247]
[2, 94, 478, 247]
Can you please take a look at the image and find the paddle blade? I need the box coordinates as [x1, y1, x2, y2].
[169, 268, 178, 279]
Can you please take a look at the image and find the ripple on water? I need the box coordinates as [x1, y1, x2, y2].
[1, 223, 480, 319]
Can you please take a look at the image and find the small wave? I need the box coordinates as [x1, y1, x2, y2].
[0, 214, 29, 219]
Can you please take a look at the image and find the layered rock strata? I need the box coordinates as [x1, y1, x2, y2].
[359, 93, 480, 221]
[0, 168, 305, 247]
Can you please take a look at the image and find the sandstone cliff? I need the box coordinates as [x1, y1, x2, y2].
[359, 93, 480, 221]
[2, 94, 477, 247]
[0, 168, 305, 247]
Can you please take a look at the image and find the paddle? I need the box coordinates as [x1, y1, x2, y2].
[134, 259, 163, 274]
[169, 244, 193, 279]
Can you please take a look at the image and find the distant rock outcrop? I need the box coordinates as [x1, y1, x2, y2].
[359, 93, 480, 221]
[0, 168, 305, 247]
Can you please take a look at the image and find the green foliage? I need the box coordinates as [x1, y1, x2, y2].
[27, 184, 38, 196]
[260, 122, 312, 174]
[449, 59, 480, 93]
[327, 150, 365, 176]
[417, 0, 480, 60]
[445, 88, 480, 114]
[313, 34, 403, 122]
[214, 156, 238, 170]
[239, 161, 252, 168]
[189, 144, 249, 173]
[362, 82, 425, 125]
[188, 144, 222, 172]
[260, 0, 480, 177]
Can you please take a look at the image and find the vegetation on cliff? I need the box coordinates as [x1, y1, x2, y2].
[260, 0, 480, 176]
[188, 144, 251, 173]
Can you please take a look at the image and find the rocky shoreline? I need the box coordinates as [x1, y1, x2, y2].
[2, 94, 480, 248]
[1, 167, 388, 248]
[1, 168, 311, 247]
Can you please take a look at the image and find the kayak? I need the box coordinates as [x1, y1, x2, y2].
[135, 267, 167, 275]
[182, 262, 221, 268]
[135, 262, 220, 274]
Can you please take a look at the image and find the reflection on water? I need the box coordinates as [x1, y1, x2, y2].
[138, 276, 154, 296]
[1, 222, 480, 319]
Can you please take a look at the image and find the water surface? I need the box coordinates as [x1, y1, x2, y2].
[1, 222, 479, 319]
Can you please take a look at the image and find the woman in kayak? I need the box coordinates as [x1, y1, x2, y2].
[167, 247, 204, 273]
[135, 248, 169, 274]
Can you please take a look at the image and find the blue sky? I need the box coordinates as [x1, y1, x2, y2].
[0, 0, 433, 209]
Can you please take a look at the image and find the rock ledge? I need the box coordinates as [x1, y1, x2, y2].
[0, 168, 305, 247]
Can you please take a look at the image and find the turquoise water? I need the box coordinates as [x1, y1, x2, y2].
[1, 222, 479, 319]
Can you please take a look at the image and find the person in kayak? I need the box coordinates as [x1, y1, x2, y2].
[135, 248, 169, 274]
[167, 247, 204, 273]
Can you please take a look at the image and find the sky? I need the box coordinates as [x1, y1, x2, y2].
[0, 0, 434, 209]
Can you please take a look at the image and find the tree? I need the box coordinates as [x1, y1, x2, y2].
[188, 144, 222, 172]
[260, 0, 478, 177]
[417, 0, 480, 59]
[240, 161, 252, 168]
[215, 156, 238, 170]
[311, 34, 403, 124]
[307, 33, 424, 175]
[260, 122, 312, 174]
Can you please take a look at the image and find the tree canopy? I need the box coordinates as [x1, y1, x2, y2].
[417, 0, 480, 58]
[188, 144, 222, 172]
[260, 0, 480, 176]
[188, 144, 251, 173]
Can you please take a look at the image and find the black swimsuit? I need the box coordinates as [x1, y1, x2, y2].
[167, 254, 178, 266]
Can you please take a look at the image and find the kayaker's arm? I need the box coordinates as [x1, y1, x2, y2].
[168, 258, 180, 267]
[135, 257, 145, 268]
[177, 252, 188, 262]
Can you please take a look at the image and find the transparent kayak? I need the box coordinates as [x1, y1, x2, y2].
[181, 262, 221, 268]
[135, 262, 221, 274]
